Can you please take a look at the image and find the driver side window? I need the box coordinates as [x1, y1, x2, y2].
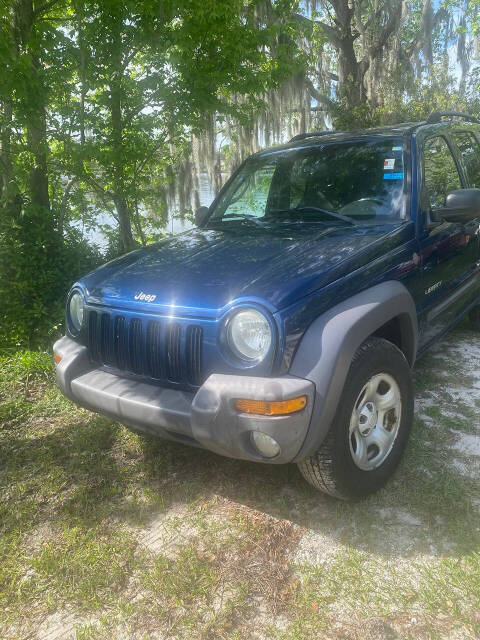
[423, 137, 462, 210]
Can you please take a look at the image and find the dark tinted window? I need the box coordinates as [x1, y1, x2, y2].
[284, 141, 405, 218]
[423, 137, 462, 209]
[210, 139, 407, 226]
[454, 131, 480, 187]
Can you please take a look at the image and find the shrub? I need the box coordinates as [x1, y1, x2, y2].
[0, 206, 103, 350]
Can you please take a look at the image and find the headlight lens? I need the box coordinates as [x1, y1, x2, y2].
[69, 292, 84, 333]
[227, 308, 272, 362]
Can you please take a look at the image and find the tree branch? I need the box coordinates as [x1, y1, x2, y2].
[126, 134, 171, 188]
[34, 0, 61, 19]
[83, 170, 114, 202]
[363, 0, 404, 64]
[294, 13, 342, 49]
[122, 47, 141, 72]
[304, 77, 335, 110]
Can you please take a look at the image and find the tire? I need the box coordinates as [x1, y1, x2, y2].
[297, 337, 414, 500]
[470, 306, 480, 331]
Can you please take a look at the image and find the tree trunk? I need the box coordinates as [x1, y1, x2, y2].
[13, 0, 51, 213]
[113, 193, 135, 250]
[109, 15, 135, 254]
[26, 85, 50, 212]
[337, 35, 365, 106]
[74, 0, 87, 145]
[110, 83, 135, 252]
[329, 1, 366, 106]
[0, 100, 13, 203]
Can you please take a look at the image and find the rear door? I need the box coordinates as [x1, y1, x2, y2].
[452, 129, 480, 189]
[417, 133, 480, 347]
[451, 127, 480, 272]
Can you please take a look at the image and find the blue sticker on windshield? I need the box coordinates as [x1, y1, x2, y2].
[383, 172, 403, 180]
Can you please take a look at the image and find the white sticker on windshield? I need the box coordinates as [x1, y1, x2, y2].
[384, 158, 395, 170]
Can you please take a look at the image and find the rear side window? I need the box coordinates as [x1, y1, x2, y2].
[453, 131, 480, 188]
[423, 137, 462, 209]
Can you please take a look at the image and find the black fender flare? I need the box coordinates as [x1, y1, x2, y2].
[290, 281, 418, 461]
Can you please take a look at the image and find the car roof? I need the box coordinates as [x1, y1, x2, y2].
[254, 118, 480, 159]
[253, 122, 419, 158]
[296, 122, 420, 141]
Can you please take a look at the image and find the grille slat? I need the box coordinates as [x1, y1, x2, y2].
[114, 316, 128, 370]
[186, 326, 203, 386]
[86, 310, 202, 388]
[128, 318, 143, 375]
[100, 313, 114, 365]
[146, 321, 164, 379]
[165, 323, 181, 381]
[88, 311, 99, 361]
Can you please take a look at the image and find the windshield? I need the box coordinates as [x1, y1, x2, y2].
[208, 138, 407, 227]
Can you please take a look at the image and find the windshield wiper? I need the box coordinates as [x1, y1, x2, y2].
[269, 206, 356, 226]
[222, 214, 264, 222]
[212, 215, 267, 226]
[206, 215, 267, 229]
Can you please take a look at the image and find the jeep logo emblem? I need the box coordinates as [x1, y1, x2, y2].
[134, 291, 157, 302]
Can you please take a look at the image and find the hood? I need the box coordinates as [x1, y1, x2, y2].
[80, 224, 409, 314]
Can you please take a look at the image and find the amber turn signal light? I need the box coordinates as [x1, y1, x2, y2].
[234, 395, 307, 416]
[54, 353, 62, 364]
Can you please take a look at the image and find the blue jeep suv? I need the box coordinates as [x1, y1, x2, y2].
[54, 111, 480, 499]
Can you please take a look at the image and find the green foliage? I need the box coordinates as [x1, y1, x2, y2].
[331, 75, 477, 131]
[65, 0, 303, 251]
[0, 205, 102, 348]
[0, 350, 52, 383]
[330, 101, 380, 130]
[0, 0, 304, 349]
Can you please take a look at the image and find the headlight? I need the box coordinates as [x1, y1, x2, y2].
[68, 292, 84, 333]
[227, 308, 272, 362]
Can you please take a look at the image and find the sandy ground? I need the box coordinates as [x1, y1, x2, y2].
[2, 328, 479, 640]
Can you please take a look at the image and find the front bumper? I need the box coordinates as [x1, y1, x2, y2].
[53, 336, 315, 464]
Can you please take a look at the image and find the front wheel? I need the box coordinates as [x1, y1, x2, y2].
[298, 337, 414, 500]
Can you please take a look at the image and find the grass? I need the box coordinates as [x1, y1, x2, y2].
[274, 550, 480, 639]
[0, 328, 479, 639]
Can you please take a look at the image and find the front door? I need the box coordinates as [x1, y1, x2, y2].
[417, 134, 480, 348]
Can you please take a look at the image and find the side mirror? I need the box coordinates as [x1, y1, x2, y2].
[434, 188, 480, 224]
[195, 206, 209, 227]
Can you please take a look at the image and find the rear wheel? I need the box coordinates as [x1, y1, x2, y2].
[297, 337, 413, 500]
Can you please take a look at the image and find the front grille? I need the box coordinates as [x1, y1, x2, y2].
[87, 310, 204, 387]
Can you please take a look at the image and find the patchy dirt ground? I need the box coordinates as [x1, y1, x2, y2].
[0, 326, 479, 640]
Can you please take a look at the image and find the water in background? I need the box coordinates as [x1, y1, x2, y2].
[81, 172, 219, 251]
[168, 172, 222, 235]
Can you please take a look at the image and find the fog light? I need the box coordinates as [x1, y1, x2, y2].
[251, 431, 281, 458]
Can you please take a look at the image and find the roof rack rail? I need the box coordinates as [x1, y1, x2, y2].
[289, 131, 334, 142]
[426, 111, 480, 124]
